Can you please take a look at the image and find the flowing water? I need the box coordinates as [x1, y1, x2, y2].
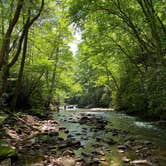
[53, 109, 166, 166]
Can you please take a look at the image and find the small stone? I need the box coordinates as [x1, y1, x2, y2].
[100, 157, 106, 161]
[118, 149, 125, 153]
[130, 159, 152, 166]
[122, 156, 130, 163]
[118, 145, 126, 150]
[59, 126, 66, 130]
[63, 150, 74, 157]
[96, 150, 105, 156]
[64, 129, 69, 133]
[144, 141, 152, 145]
[48, 132, 59, 136]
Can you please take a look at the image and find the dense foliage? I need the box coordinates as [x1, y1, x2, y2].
[68, 0, 166, 119]
[0, 0, 75, 112]
[0, 0, 165, 119]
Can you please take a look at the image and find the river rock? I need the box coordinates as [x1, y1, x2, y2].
[81, 152, 93, 157]
[118, 145, 126, 150]
[59, 126, 66, 130]
[143, 141, 152, 145]
[64, 129, 69, 133]
[48, 131, 59, 137]
[59, 139, 81, 149]
[118, 149, 125, 153]
[96, 137, 116, 145]
[100, 157, 106, 161]
[96, 150, 105, 156]
[124, 140, 132, 148]
[63, 150, 75, 157]
[130, 160, 152, 166]
[122, 156, 130, 163]
[79, 116, 90, 124]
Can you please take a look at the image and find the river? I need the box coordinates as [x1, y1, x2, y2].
[2, 109, 166, 166]
[52, 109, 166, 166]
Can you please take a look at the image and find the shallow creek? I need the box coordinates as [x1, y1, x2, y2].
[52, 109, 166, 166]
[1, 110, 165, 166]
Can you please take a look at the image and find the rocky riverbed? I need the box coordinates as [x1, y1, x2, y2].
[0, 110, 166, 166]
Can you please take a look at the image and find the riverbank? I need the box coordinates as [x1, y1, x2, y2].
[0, 113, 83, 165]
[0, 110, 166, 166]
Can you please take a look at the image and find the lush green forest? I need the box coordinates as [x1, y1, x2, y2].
[0, 1, 166, 165]
[0, 0, 165, 119]
[68, 0, 166, 119]
[0, 0, 166, 118]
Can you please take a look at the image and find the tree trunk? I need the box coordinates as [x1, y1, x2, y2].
[0, 0, 24, 69]
[10, 29, 29, 111]
[48, 47, 59, 103]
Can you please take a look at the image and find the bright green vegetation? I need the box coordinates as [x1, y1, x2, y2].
[0, 0, 166, 119]
[0, 142, 16, 162]
[68, 0, 166, 119]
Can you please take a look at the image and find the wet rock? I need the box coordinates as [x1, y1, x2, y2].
[79, 116, 90, 124]
[124, 140, 132, 149]
[130, 159, 152, 166]
[96, 150, 105, 156]
[82, 127, 87, 130]
[122, 156, 130, 163]
[100, 157, 106, 161]
[96, 137, 116, 145]
[62, 150, 75, 157]
[117, 145, 126, 150]
[48, 131, 59, 137]
[134, 145, 143, 150]
[81, 152, 90, 157]
[75, 133, 82, 136]
[59, 126, 66, 131]
[57, 137, 64, 142]
[118, 149, 125, 153]
[67, 134, 73, 138]
[92, 143, 101, 148]
[32, 163, 43, 166]
[64, 129, 69, 134]
[125, 136, 135, 142]
[59, 139, 81, 149]
[143, 141, 152, 145]
[93, 158, 100, 164]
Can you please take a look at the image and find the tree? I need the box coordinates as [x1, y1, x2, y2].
[69, 0, 166, 118]
[0, 0, 44, 110]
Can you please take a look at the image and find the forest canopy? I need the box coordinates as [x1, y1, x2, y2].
[0, 0, 166, 119]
